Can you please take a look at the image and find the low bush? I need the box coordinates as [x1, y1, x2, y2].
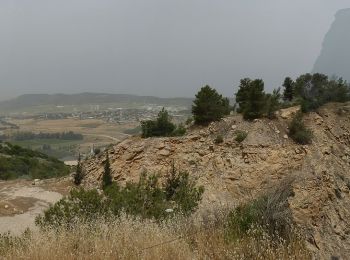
[141, 108, 186, 138]
[288, 113, 313, 144]
[214, 135, 224, 144]
[171, 123, 186, 137]
[185, 117, 193, 125]
[225, 178, 294, 242]
[235, 131, 248, 143]
[36, 166, 204, 228]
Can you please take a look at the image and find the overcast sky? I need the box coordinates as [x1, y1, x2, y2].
[0, 0, 349, 100]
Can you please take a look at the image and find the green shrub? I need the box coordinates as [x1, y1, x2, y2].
[141, 108, 186, 138]
[35, 189, 106, 228]
[164, 164, 204, 215]
[226, 178, 294, 242]
[226, 196, 267, 241]
[185, 117, 193, 125]
[235, 131, 247, 143]
[36, 167, 204, 228]
[172, 123, 186, 137]
[288, 113, 313, 144]
[294, 73, 350, 112]
[214, 135, 224, 144]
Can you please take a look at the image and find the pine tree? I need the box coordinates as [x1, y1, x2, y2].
[235, 79, 266, 120]
[265, 88, 281, 119]
[282, 77, 295, 102]
[102, 151, 113, 190]
[74, 153, 84, 186]
[192, 85, 230, 125]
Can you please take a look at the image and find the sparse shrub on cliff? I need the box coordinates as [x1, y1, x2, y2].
[235, 130, 247, 143]
[288, 112, 313, 144]
[214, 135, 224, 144]
[185, 117, 193, 125]
[36, 167, 204, 228]
[226, 178, 294, 242]
[164, 164, 204, 215]
[192, 85, 231, 125]
[172, 123, 186, 136]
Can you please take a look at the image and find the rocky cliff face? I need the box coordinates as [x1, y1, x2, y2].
[313, 8, 350, 81]
[83, 102, 350, 259]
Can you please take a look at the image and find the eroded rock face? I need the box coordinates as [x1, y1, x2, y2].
[83, 103, 350, 259]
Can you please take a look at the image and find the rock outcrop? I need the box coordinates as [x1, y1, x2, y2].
[83, 102, 350, 259]
[313, 8, 350, 81]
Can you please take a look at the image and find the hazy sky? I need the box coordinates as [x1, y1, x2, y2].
[0, 0, 349, 100]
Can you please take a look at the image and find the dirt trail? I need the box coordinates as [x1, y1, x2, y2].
[0, 179, 70, 235]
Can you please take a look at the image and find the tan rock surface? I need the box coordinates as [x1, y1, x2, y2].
[83, 103, 350, 259]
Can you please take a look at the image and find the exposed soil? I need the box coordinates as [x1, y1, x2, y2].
[0, 178, 72, 234]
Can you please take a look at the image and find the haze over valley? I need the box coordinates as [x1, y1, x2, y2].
[1, 2, 350, 260]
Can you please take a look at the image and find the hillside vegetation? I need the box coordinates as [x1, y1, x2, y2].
[0, 142, 70, 180]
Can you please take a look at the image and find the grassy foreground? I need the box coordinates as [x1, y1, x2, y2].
[1, 212, 311, 260]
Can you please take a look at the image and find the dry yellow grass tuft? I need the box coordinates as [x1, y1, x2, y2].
[1, 212, 311, 260]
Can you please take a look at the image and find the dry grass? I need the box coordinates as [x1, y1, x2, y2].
[1, 211, 311, 260]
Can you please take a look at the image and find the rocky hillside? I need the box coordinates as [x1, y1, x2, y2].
[313, 8, 350, 81]
[83, 102, 350, 259]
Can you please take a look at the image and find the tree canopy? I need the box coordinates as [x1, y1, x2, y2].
[192, 85, 230, 125]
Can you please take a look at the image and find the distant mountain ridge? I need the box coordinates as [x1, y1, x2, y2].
[0, 93, 193, 112]
[313, 8, 350, 81]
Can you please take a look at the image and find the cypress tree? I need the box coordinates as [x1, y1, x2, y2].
[102, 151, 113, 190]
[282, 77, 295, 102]
[74, 153, 84, 186]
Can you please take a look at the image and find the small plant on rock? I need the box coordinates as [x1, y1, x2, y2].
[214, 135, 224, 144]
[235, 131, 248, 143]
[288, 112, 312, 145]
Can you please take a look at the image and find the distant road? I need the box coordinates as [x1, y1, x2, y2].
[83, 133, 131, 142]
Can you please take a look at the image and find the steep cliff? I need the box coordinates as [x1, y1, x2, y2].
[83, 102, 350, 259]
[313, 8, 350, 81]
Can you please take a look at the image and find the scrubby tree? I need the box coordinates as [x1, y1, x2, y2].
[282, 77, 295, 102]
[192, 85, 230, 125]
[102, 152, 113, 190]
[235, 78, 266, 120]
[74, 154, 84, 186]
[266, 88, 281, 119]
[288, 112, 313, 144]
[293, 73, 350, 112]
[141, 108, 184, 138]
[154, 108, 176, 136]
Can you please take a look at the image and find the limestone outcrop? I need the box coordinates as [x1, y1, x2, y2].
[83, 102, 350, 259]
